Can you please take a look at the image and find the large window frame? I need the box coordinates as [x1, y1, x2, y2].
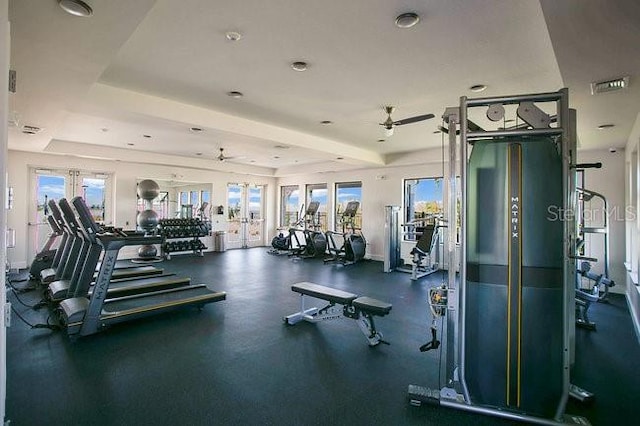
[403, 177, 444, 241]
[334, 181, 362, 231]
[280, 185, 300, 227]
[305, 183, 328, 231]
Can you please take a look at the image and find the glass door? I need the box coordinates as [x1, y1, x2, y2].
[226, 183, 265, 249]
[76, 172, 112, 224]
[29, 170, 71, 263]
[28, 168, 112, 264]
[247, 185, 265, 247]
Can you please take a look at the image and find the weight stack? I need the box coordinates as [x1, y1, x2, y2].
[464, 138, 564, 417]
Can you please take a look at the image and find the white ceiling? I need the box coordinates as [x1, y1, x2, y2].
[7, 0, 640, 175]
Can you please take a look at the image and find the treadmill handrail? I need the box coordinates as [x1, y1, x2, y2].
[72, 197, 162, 247]
[59, 198, 86, 238]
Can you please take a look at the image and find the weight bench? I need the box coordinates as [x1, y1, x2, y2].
[284, 281, 392, 346]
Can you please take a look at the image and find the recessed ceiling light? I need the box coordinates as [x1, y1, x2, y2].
[225, 31, 242, 41]
[273, 155, 280, 159]
[127, 143, 135, 146]
[291, 61, 308, 72]
[227, 91, 243, 98]
[274, 145, 290, 149]
[609, 147, 617, 153]
[100, 128, 109, 133]
[250, 160, 256, 163]
[336, 157, 344, 160]
[142, 134, 151, 138]
[469, 84, 487, 93]
[320, 120, 333, 125]
[195, 152, 202, 156]
[378, 139, 386, 143]
[190, 127, 203, 133]
[58, 0, 93, 17]
[395, 12, 420, 29]
[432, 130, 441, 134]
[597, 123, 615, 130]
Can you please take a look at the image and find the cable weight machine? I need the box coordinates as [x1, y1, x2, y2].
[408, 89, 592, 425]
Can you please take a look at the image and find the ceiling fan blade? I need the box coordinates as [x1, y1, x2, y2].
[393, 113, 435, 126]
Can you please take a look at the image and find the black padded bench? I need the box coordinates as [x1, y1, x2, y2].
[285, 282, 392, 346]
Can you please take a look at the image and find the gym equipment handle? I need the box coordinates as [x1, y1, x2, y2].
[574, 162, 602, 169]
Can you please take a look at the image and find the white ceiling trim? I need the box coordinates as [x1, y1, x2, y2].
[44, 139, 276, 176]
[87, 83, 386, 166]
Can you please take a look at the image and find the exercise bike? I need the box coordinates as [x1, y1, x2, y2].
[325, 201, 366, 266]
[269, 205, 305, 256]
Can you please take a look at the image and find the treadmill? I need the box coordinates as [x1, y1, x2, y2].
[40, 199, 77, 284]
[29, 214, 64, 280]
[59, 197, 226, 337]
[48, 199, 189, 302]
[44, 200, 163, 286]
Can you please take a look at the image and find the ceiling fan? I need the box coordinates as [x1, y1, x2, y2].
[217, 147, 233, 162]
[380, 106, 435, 137]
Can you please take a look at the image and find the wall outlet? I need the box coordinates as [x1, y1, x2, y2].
[4, 302, 11, 327]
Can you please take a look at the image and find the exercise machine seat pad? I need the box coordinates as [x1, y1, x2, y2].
[291, 282, 357, 305]
[352, 297, 392, 316]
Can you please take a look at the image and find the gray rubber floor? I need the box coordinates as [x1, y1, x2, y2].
[6, 248, 639, 425]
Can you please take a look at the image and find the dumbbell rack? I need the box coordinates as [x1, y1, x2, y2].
[159, 218, 211, 260]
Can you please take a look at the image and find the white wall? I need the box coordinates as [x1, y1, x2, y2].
[577, 149, 627, 294]
[1, 0, 9, 420]
[7, 151, 277, 268]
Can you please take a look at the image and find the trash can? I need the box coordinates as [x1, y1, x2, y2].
[214, 231, 226, 252]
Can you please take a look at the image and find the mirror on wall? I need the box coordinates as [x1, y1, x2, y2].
[136, 178, 213, 221]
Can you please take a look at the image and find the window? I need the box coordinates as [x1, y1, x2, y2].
[305, 183, 328, 231]
[199, 190, 211, 219]
[280, 185, 299, 227]
[190, 190, 199, 206]
[201, 190, 211, 204]
[334, 181, 362, 231]
[179, 191, 188, 208]
[404, 177, 443, 240]
[137, 191, 169, 220]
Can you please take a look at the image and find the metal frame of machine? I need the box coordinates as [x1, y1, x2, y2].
[408, 89, 591, 425]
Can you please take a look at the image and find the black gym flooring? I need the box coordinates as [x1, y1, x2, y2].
[6, 248, 640, 425]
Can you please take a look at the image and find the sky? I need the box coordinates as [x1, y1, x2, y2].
[37, 175, 105, 208]
[415, 178, 443, 203]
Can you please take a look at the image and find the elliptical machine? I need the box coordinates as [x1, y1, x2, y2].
[289, 201, 327, 259]
[325, 201, 366, 266]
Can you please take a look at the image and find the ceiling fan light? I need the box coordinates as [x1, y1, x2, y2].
[384, 127, 394, 137]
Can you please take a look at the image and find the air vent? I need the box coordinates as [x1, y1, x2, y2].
[590, 76, 629, 95]
[21, 125, 42, 135]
